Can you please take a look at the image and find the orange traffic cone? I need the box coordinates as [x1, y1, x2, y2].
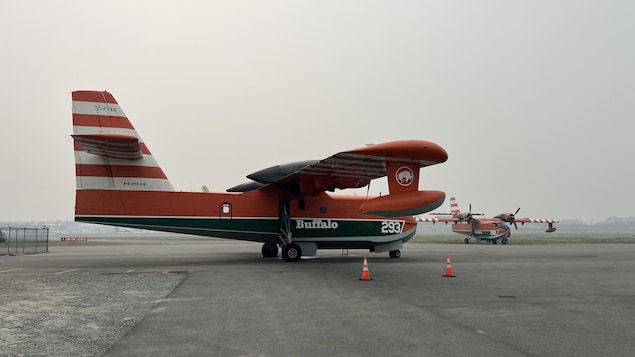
[443, 255, 456, 277]
[359, 257, 373, 281]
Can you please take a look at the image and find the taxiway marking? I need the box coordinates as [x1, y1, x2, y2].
[55, 269, 78, 275]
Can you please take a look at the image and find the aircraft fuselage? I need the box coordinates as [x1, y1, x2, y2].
[450, 222, 510, 240]
[76, 188, 417, 250]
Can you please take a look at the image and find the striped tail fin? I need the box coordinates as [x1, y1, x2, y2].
[72, 91, 174, 191]
[449, 197, 460, 215]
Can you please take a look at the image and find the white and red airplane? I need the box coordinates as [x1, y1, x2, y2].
[417, 197, 558, 244]
[71, 90, 449, 261]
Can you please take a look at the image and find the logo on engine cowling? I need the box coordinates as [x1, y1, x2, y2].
[395, 166, 414, 186]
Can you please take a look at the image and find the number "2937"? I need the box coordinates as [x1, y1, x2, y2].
[381, 221, 404, 234]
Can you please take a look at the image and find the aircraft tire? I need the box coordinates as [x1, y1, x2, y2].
[464, 238, 469, 244]
[261, 243, 278, 258]
[389, 250, 401, 259]
[282, 243, 302, 262]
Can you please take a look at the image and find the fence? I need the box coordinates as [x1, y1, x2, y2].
[0, 226, 49, 255]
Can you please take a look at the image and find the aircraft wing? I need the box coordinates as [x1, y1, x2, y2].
[514, 218, 559, 224]
[228, 140, 448, 194]
[416, 216, 459, 223]
[499, 217, 559, 233]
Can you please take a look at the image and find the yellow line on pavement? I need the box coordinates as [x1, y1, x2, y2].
[0, 268, 23, 273]
[126, 269, 135, 273]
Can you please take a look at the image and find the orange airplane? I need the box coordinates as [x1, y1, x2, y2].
[71, 90, 448, 261]
[417, 197, 558, 244]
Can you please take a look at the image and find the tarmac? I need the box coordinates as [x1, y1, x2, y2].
[2, 237, 635, 356]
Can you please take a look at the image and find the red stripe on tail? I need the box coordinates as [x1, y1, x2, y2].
[75, 164, 168, 179]
[72, 91, 118, 104]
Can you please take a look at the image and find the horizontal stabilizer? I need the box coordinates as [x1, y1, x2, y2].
[73, 133, 143, 160]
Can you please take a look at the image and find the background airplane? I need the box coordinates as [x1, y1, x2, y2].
[416, 197, 558, 244]
[71, 90, 449, 261]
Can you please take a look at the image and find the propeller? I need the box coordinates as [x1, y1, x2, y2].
[458, 204, 474, 222]
[463, 204, 478, 236]
[494, 207, 520, 229]
[508, 208, 520, 229]
[496, 207, 520, 229]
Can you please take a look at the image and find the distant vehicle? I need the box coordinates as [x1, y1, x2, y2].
[71, 90, 448, 261]
[417, 197, 558, 244]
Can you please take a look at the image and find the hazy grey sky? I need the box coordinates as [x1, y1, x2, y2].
[1, 1, 634, 223]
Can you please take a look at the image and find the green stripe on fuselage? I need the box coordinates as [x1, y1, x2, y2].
[455, 230, 501, 239]
[75, 216, 405, 242]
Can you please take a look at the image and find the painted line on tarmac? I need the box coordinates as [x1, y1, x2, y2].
[0, 268, 23, 273]
[55, 269, 78, 275]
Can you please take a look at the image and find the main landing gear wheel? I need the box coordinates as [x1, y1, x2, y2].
[464, 238, 470, 244]
[261, 243, 279, 258]
[282, 243, 302, 262]
[389, 250, 401, 259]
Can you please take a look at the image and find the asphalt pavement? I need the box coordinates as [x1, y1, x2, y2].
[2, 238, 634, 356]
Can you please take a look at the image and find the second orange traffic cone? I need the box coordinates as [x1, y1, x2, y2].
[359, 257, 373, 281]
[443, 255, 456, 277]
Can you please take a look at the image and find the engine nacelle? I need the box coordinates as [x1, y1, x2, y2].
[359, 190, 445, 217]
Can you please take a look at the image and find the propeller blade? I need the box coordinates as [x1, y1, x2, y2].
[511, 208, 520, 228]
